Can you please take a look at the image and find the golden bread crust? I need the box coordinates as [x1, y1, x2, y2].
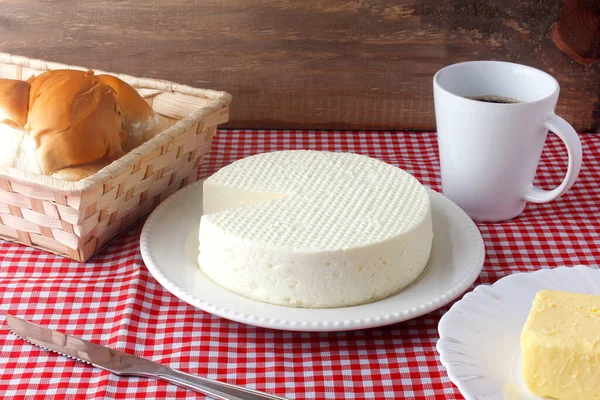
[26, 69, 125, 174]
[0, 78, 31, 128]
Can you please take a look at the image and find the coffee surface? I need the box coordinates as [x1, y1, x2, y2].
[467, 94, 522, 104]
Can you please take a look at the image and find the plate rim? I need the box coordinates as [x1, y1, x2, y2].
[436, 264, 599, 400]
[140, 180, 485, 332]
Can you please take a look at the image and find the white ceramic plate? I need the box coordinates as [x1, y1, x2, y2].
[437, 265, 600, 400]
[140, 180, 484, 332]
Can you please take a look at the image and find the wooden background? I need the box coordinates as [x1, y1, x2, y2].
[0, 0, 598, 131]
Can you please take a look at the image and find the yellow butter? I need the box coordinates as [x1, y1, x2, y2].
[521, 290, 600, 400]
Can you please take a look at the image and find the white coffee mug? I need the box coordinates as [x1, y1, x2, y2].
[433, 61, 582, 222]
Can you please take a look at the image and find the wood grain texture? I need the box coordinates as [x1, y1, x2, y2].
[550, 0, 600, 66]
[0, 0, 599, 131]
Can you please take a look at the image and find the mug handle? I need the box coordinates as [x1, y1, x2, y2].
[522, 113, 582, 203]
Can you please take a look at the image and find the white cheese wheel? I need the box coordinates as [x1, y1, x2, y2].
[198, 150, 433, 308]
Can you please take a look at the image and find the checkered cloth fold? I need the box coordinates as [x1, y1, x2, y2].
[1, 131, 598, 399]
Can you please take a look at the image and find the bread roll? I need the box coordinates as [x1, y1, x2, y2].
[0, 80, 38, 173]
[26, 69, 126, 175]
[96, 74, 154, 126]
[0, 78, 30, 128]
[0, 70, 163, 181]
[97, 74, 159, 150]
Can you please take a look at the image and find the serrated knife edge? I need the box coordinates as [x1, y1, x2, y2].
[6, 314, 161, 376]
[5, 314, 289, 400]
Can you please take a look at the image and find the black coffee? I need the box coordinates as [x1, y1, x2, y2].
[467, 94, 522, 104]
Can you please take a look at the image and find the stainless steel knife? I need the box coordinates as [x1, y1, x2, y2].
[6, 314, 289, 400]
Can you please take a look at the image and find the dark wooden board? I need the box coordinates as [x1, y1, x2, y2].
[0, 0, 598, 131]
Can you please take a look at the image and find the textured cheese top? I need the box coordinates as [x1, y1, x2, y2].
[199, 150, 433, 308]
[202, 150, 430, 251]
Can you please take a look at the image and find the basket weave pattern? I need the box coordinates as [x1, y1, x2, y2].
[0, 53, 231, 261]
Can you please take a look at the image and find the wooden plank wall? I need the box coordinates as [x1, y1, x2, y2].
[0, 0, 598, 131]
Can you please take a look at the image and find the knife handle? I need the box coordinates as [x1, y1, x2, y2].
[157, 368, 289, 400]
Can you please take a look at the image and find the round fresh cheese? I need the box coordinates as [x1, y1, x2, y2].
[198, 150, 433, 308]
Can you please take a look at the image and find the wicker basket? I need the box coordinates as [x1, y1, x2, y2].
[0, 53, 231, 261]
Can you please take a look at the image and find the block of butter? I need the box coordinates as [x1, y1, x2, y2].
[521, 289, 600, 400]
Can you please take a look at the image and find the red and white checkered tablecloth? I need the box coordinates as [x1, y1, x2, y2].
[0, 130, 599, 399]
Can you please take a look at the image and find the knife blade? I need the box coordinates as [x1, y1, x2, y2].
[6, 314, 289, 400]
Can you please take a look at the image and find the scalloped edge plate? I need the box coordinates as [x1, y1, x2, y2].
[437, 265, 600, 400]
[140, 180, 484, 332]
